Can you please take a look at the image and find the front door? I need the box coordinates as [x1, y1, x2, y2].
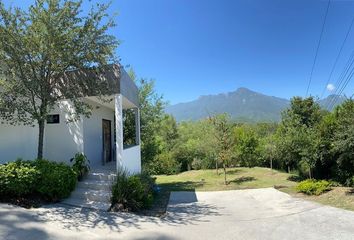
[102, 119, 112, 165]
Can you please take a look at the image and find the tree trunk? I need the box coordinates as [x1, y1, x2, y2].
[309, 168, 312, 179]
[37, 118, 45, 159]
[270, 157, 273, 170]
[223, 162, 227, 185]
[287, 165, 290, 173]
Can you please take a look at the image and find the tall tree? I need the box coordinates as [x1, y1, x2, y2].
[209, 114, 234, 185]
[0, 0, 118, 158]
[234, 125, 260, 168]
[276, 97, 322, 175]
[332, 100, 354, 184]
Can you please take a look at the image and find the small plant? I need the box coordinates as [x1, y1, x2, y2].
[296, 179, 331, 196]
[70, 153, 90, 181]
[111, 169, 156, 212]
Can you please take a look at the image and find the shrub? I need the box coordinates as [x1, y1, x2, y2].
[111, 169, 155, 212]
[146, 152, 180, 175]
[0, 160, 40, 196]
[34, 159, 77, 202]
[346, 176, 354, 187]
[70, 153, 90, 181]
[296, 179, 331, 195]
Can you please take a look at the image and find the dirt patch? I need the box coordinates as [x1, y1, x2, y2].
[0, 194, 48, 209]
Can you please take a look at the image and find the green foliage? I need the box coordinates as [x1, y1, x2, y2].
[275, 97, 323, 174]
[34, 159, 77, 202]
[332, 100, 354, 184]
[209, 114, 234, 184]
[70, 153, 90, 181]
[0, 160, 40, 196]
[136, 77, 166, 170]
[296, 179, 331, 195]
[234, 126, 260, 167]
[147, 152, 180, 175]
[111, 170, 156, 212]
[0, 159, 77, 202]
[132, 83, 354, 186]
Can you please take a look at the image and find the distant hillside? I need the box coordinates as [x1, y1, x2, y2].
[165, 88, 346, 122]
[318, 94, 347, 110]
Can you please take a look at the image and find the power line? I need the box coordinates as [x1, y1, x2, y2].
[320, 13, 354, 99]
[306, 0, 331, 97]
[329, 70, 354, 110]
[324, 48, 354, 109]
[327, 52, 354, 110]
[324, 51, 353, 109]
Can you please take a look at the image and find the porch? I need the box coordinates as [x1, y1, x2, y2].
[62, 65, 141, 210]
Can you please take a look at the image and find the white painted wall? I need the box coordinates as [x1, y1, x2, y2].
[44, 100, 84, 164]
[122, 145, 141, 174]
[0, 123, 38, 163]
[0, 96, 141, 172]
[83, 102, 114, 167]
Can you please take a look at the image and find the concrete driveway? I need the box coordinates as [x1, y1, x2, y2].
[1, 188, 354, 240]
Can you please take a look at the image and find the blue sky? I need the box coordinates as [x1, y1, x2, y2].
[5, 0, 354, 104]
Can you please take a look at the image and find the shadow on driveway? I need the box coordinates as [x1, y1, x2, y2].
[33, 191, 221, 233]
[0, 204, 49, 240]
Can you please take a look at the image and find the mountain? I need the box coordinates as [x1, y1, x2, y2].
[165, 88, 347, 122]
[318, 94, 347, 111]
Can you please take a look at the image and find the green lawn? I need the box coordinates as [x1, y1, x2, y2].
[156, 167, 297, 191]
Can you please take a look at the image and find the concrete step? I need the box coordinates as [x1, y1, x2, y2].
[70, 188, 112, 203]
[62, 170, 116, 211]
[77, 179, 113, 191]
[62, 198, 111, 211]
[86, 172, 117, 181]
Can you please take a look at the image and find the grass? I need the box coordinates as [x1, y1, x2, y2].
[155, 167, 354, 212]
[282, 185, 354, 211]
[156, 167, 297, 191]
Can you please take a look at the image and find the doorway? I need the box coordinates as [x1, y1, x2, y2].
[102, 119, 112, 165]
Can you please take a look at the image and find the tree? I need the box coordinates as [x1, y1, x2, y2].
[135, 76, 166, 170]
[234, 125, 260, 168]
[332, 100, 354, 184]
[275, 97, 322, 174]
[0, 0, 118, 158]
[123, 68, 168, 173]
[262, 135, 276, 170]
[209, 114, 234, 185]
[150, 115, 180, 175]
[299, 127, 320, 179]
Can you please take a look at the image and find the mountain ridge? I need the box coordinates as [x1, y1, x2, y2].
[165, 88, 347, 122]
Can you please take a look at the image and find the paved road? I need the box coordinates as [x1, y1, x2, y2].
[1, 188, 354, 240]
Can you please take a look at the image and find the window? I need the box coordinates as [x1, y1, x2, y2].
[47, 114, 60, 124]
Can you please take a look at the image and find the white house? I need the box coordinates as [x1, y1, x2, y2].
[0, 64, 141, 174]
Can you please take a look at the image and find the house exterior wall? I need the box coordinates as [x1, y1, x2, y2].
[82, 102, 114, 167]
[0, 97, 141, 173]
[44, 100, 84, 164]
[122, 145, 141, 174]
[0, 123, 38, 164]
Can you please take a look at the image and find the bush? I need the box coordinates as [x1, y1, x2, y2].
[111, 169, 155, 212]
[0, 159, 77, 202]
[296, 179, 331, 195]
[70, 153, 90, 181]
[346, 176, 354, 187]
[34, 159, 77, 202]
[0, 160, 40, 196]
[145, 152, 181, 175]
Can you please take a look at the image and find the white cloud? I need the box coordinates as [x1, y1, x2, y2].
[326, 83, 335, 92]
